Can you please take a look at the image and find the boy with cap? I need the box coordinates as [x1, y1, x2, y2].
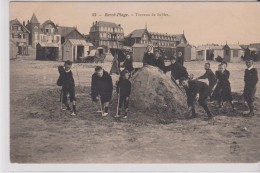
[91, 66, 113, 116]
[115, 70, 132, 118]
[243, 57, 258, 116]
[179, 77, 213, 119]
[57, 60, 77, 116]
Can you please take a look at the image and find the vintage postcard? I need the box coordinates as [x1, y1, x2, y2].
[5, 0, 260, 170]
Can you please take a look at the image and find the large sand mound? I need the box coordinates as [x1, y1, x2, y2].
[130, 65, 187, 116]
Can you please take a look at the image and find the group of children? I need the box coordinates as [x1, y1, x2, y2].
[57, 60, 132, 118]
[181, 58, 258, 119]
[57, 54, 258, 120]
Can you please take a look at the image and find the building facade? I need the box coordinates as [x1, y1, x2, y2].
[25, 13, 40, 48]
[223, 44, 243, 62]
[10, 19, 30, 55]
[124, 28, 187, 48]
[26, 14, 61, 49]
[57, 26, 85, 44]
[196, 44, 224, 61]
[89, 21, 124, 51]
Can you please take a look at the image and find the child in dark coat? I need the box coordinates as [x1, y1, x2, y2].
[212, 63, 235, 109]
[179, 77, 213, 119]
[57, 60, 77, 116]
[243, 58, 258, 116]
[154, 49, 166, 73]
[115, 70, 132, 118]
[143, 45, 156, 66]
[122, 54, 134, 74]
[196, 62, 217, 101]
[91, 66, 113, 116]
[196, 62, 217, 90]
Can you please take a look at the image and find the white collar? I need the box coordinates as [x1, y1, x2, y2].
[64, 67, 71, 72]
[247, 66, 254, 70]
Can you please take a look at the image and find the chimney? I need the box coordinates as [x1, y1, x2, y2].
[27, 20, 29, 25]
[23, 21, 25, 26]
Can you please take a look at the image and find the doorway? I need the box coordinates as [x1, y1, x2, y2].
[77, 46, 84, 60]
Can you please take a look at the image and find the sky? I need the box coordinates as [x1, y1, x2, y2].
[9, 2, 260, 45]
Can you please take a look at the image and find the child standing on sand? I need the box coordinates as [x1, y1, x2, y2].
[115, 70, 132, 119]
[57, 60, 77, 116]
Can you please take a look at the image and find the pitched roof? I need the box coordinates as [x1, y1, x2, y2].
[226, 44, 242, 50]
[240, 45, 249, 50]
[30, 13, 39, 23]
[247, 47, 259, 51]
[10, 19, 30, 33]
[174, 34, 185, 42]
[67, 39, 93, 46]
[249, 43, 260, 50]
[196, 44, 223, 50]
[57, 26, 76, 37]
[96, 21, 122, 28]
[126, 29, 146, 38]
[41, 20, 56, 29]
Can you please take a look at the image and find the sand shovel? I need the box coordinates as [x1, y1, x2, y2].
[60, 89, 63, 110]
[97, 95, 103, 116]
[114, 88, 121, 118]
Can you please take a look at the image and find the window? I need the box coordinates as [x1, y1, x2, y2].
[233, 50, 238, 57]
[35, 32, 38, 41]
[34, 26, 38, 30]
[198, 51, 203, 56]
[56, 36, 60, 42]
[18, 26, 21, 31]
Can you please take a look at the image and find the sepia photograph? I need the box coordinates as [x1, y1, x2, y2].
[8, 1, 260, 165]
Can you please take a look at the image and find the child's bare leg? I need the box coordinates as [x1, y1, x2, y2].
[72, 100, 76, 112]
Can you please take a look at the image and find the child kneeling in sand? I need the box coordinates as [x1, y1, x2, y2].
[115, 70, 132, 118]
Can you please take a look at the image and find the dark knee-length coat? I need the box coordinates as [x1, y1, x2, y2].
[91, 71, 113, 103]
[212, 70, 233, 102]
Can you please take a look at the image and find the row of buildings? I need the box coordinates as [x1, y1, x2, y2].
[10, 13, 260, 62]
